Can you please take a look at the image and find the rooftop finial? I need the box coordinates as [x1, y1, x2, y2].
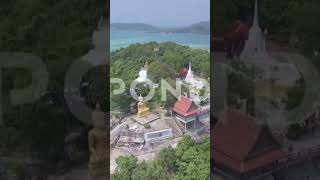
[144, 61, 149, 70]
[240, 0, 268, 59]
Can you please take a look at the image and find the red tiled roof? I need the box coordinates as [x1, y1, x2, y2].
[212, 109, 288, 173]
[223, 20, 249, 41]
[213, 110, 261, 160]
[179, 68, 188, 79]
[173, 96, 199, 117]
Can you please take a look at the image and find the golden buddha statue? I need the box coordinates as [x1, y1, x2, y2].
[88, 104, 108, 178]
[137, 95, 151, 118]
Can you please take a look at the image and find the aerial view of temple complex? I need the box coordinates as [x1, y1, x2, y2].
[109, 0, 210, 178]
[110, 59, 210, 173]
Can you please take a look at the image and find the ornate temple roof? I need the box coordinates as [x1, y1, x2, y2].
[173, 96, 199, 117]
[212, 109, 287, 173]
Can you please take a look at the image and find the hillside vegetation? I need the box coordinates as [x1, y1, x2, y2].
[111, 136, 210, 180]
[110, 42, 210, 111]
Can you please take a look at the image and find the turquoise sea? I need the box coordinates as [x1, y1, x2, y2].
[110, 30, 210, 51]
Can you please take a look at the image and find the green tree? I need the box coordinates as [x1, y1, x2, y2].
[174, 136, 210, 180]
[158, 147, 177, 175]
[131, 161, 166, 180]
[112, 136, 210, 180]
[116, 155, 138, 172]
[112, 155, 138, 180]
[148, 61, 175, 83]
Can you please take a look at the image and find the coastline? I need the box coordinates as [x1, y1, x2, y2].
[111, 43, 210, 52]
[111, 30, 210, 52]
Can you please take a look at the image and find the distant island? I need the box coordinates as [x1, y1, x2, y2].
[111, 21, 210, 35]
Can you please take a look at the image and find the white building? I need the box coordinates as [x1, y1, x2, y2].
[136, 67, 148, 83]
[185, 62, 194, 83]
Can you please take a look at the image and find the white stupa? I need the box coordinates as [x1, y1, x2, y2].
[240, 0, 268, 60]
[185, 62, 194, 83]
[136, 67, 148, 83]
[135, 61, 150, 83]
[184, 62, 205, 92]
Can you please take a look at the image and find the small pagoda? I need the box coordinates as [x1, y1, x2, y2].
[184, 62, 194, 83]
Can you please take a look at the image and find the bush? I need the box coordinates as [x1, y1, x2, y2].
[143, 124, 151, 129]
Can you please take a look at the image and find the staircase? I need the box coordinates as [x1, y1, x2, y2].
[165, 118, 184, 137]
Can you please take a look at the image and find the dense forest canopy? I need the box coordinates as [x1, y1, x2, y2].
[110, 42, 210, 111]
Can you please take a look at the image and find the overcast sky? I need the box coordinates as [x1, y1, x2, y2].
[111, 0, 210, 27]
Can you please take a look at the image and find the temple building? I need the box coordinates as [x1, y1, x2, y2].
[179, 62, 205, 93]
[172, 96, 200, 132]
[212, 109, 288, 178]
[143, 119, 173, 144]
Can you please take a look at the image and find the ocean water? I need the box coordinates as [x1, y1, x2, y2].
[111, 30, 210, 51]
